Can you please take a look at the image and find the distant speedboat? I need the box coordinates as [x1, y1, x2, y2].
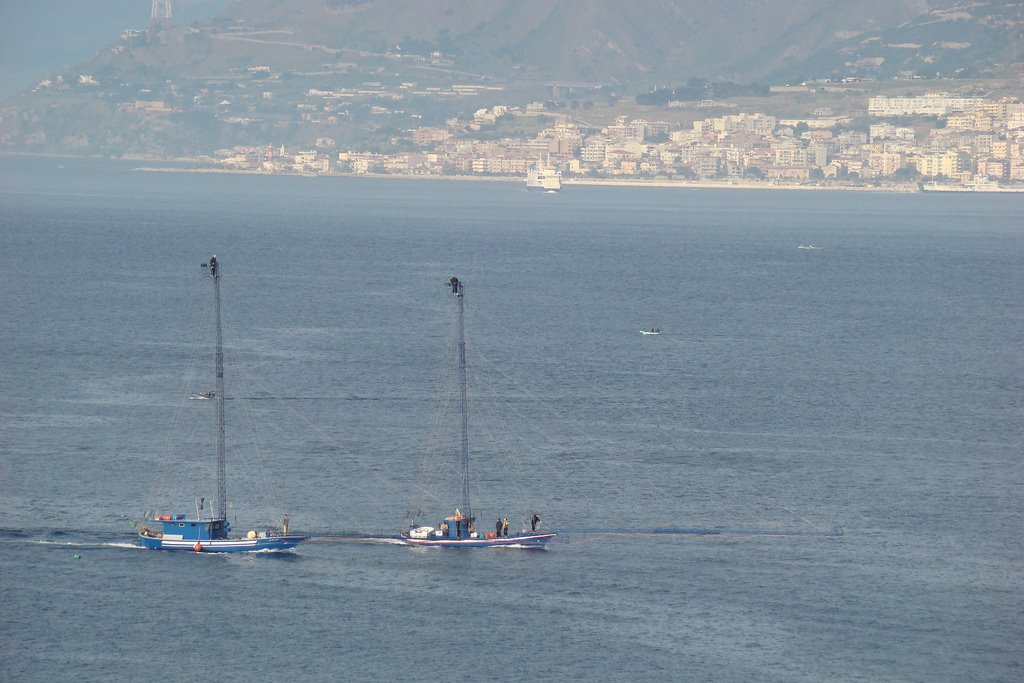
[189, 391, 215, 400]
[640, 328, 662, 335]
[798, 244, 820, 250]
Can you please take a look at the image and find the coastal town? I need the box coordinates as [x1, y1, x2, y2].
[197, 90, 1024, 191]
[9, 20, 1024, 193]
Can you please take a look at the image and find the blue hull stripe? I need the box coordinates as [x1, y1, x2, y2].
[138, 534, 303, 552]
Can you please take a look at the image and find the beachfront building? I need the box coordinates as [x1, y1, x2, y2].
[978, 158, 1008, 178]
[913, 150, 970, 178]
[867, 152, 905, 177]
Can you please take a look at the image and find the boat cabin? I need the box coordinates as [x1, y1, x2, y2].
[150, 514, 230, 541]
[438, 512, 475, 540]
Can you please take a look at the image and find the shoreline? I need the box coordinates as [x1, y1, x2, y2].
[562, 178, 920, 192]
[130, 164, 922, 193]
[10, 153, 1013, 193]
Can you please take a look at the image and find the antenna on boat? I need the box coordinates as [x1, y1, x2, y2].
[448, 276, 471, 520]
[203, 255, 227, 523]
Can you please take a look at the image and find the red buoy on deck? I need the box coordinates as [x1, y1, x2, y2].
[193, 542, 202, 552]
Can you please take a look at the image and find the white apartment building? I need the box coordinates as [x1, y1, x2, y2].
[696, 112, 776, 136]
[581, 140, 608, 163]
[868, 92, 986, 117]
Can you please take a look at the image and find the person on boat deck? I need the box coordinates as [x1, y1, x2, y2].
[440, 521, 449, 536]
[502, 518, 510, 537]
[495, 518, 502, 536]
[531, 513, 541, 532]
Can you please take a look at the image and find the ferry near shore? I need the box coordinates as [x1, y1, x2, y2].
[920, 177, 1024, 193]
[526, 165, 561, 192]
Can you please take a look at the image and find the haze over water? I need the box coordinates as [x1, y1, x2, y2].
[0, 157, 1021, 681]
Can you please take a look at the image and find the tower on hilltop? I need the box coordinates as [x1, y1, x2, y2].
[150, 0, 172, 33]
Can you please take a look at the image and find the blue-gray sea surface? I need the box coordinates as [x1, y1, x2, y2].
[0, 158, 1021, 682]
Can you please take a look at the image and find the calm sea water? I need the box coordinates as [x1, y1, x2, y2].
[1, 158, 1021, 682]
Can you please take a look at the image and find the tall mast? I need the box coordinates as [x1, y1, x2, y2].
[450, 276, 471, 519]
[208, 255, 227, 521]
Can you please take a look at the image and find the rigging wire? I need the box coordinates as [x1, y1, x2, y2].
[142, 280, 214, 517]
[227, 356, 288, 526]
[403, 306, 462, 524]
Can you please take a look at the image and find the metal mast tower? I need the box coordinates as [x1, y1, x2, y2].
[150, 0, 172, 32]
[449, 276, 471, 521]
[207, 255, 227, 522]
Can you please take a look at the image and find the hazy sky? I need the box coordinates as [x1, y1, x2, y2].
[0, 0, 231, 97]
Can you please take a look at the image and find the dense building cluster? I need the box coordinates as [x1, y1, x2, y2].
[213, 92, 1024, 186]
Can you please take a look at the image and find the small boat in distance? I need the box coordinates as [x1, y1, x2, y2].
[399, 277, 556, 548]
[797, 244, 820, 250]
[640, 328, 662, 335]
[189, 390, 215, 400]
[136, 256, 307, 553]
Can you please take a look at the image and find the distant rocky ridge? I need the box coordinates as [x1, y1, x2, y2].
[208, 0, 1024, 84]
[1, 0, 1021, 157]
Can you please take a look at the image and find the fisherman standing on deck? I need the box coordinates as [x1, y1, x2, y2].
[496, 518, 502, 536]
[502, 518, 509, 537]
[531, 513, 540, 532]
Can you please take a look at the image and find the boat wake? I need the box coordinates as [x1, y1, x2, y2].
[556, 526, 843, 538]
[29, 539, 144, 550]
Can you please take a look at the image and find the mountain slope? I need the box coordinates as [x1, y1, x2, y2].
[781, 2, 1024, 79]
[1, 0, 1020, 157]
[212, 0, 979, 83]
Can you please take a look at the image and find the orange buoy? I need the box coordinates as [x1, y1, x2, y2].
[193, 542, 202, 552]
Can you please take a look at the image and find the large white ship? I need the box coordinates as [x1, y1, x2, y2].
[920, 177, 1024, 193]
[526, 165, 561, 191]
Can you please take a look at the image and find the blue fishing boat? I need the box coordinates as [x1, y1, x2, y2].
[136, 256, 306, 553]
[399, 277, 556, 549]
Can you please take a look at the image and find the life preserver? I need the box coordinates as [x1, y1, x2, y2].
[193, 542, 202, 552]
